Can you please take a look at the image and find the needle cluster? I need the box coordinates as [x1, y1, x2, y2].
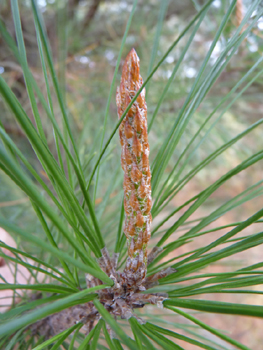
[31, 49, 175, 338]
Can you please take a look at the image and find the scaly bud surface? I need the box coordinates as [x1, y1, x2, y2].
[116, 48, 152, 286]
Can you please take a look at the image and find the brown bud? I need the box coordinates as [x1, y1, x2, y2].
[130, 192, 139, 212]
[139, 76, 143, 87]
[126, 95, 136, 117]
[148, 212, 152, 223]
[125, 219, 136, 237]
[123, 174, 132, 192]
[134, 235, 143, 250]
[119, 80, 126, 101]
[137, 92, 145, 109]
[128, 238, 135, 256]
[143, 222, 151, 243]
[127, 49, 140, 89]
[138, 178, 147, 198]
[144, 169, 151, 183]
[144, 196, 152, 215]
[117, 105, 124, 118]
[124, 119, 133, 139]
[136, 212, 145, 227]
[123, 197, 129, 215]
[134, 108, 143, 133]
[124, 145, 133, 165]
[132, 134, 142, 158]
[141, 151, 149, 172]
[119, 129, 124, 146]
[121, 153, 126, 171]
[117, 49, 152, 282]
[141, 124, 148, 141]
[131, 164, 142, 183]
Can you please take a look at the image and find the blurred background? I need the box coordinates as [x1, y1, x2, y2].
[0, 0, 263, 348]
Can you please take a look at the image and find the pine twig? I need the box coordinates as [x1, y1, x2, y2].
[29, 49, 176, 340]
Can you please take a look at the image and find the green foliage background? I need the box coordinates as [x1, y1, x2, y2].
[0, 0, 263, 349]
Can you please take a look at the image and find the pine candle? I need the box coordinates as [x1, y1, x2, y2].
[116, 48, 152, 287]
